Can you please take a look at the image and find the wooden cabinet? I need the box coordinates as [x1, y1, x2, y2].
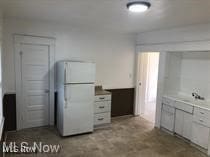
[175, 109, 193, 140]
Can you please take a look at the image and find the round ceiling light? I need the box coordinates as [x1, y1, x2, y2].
[127, 1, 151, 13]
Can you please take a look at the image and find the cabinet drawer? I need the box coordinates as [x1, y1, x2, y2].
[193, 116, 210, 127]
[162, 104, 175, 114]
[94, 112, 111, 125]
[174, 101, 193, 113]
[162, 97, 174, 107]
[95, 95, 111, 102]
[194, 107, 210, 119]
[94, 101, 111, 113]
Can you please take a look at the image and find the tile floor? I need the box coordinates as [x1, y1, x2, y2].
[5, 116, 207, 157]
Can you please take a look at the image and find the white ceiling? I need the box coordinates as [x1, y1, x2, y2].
[1, 0, 210, 34]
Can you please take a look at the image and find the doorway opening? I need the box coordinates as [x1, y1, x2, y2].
[136, 52, 159, 123]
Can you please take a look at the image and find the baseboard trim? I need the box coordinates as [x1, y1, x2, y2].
[111, 115, 134, 120]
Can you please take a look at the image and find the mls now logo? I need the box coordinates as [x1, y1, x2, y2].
[3, 142, 60, 153]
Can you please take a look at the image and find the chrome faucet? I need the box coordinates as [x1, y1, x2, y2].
[192, 92, 205, 100]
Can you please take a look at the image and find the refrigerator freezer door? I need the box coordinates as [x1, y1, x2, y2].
[65, 62, 95, 84]
[63, 84, 94, 136]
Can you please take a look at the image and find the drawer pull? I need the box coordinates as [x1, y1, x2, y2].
[98, 118, 104, 121]
[200, 112, 204, 114]
[99, 106, 105, 109]
[99, 97, 105, 100]
[199, 119, 204, 122]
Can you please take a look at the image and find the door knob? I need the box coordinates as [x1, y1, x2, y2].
[139, 83, 141, 86]
[45, 89, 50, 93]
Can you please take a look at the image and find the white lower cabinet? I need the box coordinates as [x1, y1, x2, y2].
[175, 109, 192, 140]
[94, 112, 111, 125]
[183, 112, 193, 139]
[161, 96, 210, 154]
[94, 94, 111, 127]
[174, 109, 183, 135]
[161, 104, 175, 132]
[191, 122, 209, 149]
[191, 106, 210, 150]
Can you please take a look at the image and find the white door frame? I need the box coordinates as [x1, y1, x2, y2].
[134, 52, 159, 116]
[14, 35, 55, 130]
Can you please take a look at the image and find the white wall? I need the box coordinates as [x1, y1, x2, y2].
[164, 51, 210, 100]
[137, 23, 210, 45]
[164, 52, 210, 101]
[3, 19, 136, 93]
[0, 12, 3, 139]
[180, 52, 210, 100]
[164, 52, 182, 95]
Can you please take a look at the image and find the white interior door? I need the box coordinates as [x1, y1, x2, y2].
[15, 35, 55, 130]
[135, 52, 159, 122]
[21, 45, 49, 129]
[138, 53, 148, 115]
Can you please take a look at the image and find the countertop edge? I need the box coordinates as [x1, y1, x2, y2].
[163, 95, 210, 111]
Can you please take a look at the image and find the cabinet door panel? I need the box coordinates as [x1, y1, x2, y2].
[183, 113, 193, 140]
[175, 109, 184, 135]
[192, 122, 209, 149]
[161, 109, 174, 132]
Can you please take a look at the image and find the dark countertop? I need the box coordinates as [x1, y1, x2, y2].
[95, 85, 111, 95]
[95, 90, 111, 96]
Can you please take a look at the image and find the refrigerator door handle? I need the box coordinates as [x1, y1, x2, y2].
[64, 100, 68, 108]
[64, 62, 67, 83]
[64, 86, 68, 108]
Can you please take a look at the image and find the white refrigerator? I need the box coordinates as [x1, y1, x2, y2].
[56, 61, 95, 136]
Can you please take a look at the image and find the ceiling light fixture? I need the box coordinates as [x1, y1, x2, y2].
[127, 1, 151, 13]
